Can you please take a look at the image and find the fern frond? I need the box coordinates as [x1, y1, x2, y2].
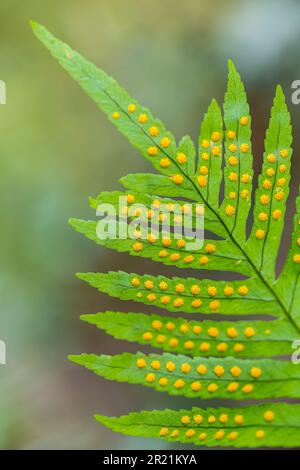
[31, 20, 300, 449]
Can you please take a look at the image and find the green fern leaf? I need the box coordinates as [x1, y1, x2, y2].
[31, 20, 300, 449]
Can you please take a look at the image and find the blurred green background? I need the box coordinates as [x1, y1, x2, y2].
[1, 0, 300, 449]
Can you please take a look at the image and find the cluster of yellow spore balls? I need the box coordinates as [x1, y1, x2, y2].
[130, 276, 249, 313]
[139, 318, 259, 354]
[136, 356, 261, 395]
[158, 409, 274, 442]
[112, 104, 186, 185]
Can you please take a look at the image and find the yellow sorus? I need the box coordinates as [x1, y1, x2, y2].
[193, 325, 202, 334]
[213, 365, 225, 377]
[228, 431, 238, 441]
[208, 327, 219, 338]
[112, 111, 120, 119]
[181, 415, 190, 425]
[159, 281, 168, 290]
[208, 415, 217, 424]
[176, 152, 187, 164]
[166, 361, 176, 372]
[171, 174, 184, 185]
[240, 116, 249, 125]
[255, 229, 265, 240]
[151, 360, 161, 370]
[152, 199, 161, 207]
[280, 149, 289, 158]
[173, 298, 184, 308]
[197, 175, 207, 187]
[263, 179, 272, 190]
[266, 167, 275, 177]
[211, 131, 221, 141]
[180, 324, 189, 334]
[127, 103, 136, 113]
[225, 205, 235, 217]
[256, 430, 265, 439]
[258, 212, 268, 222]
[159, 249, 168, 258]
[170, 253, 180, 261]
[228, 143, 237, 153]
[240, 143, 249, 153]
[138, 113, 148, 123]
[136, 358, 146, 368]
[152, 320, 162, 330]
[201, 152, 210, 161]
[149, 126, 159, 137]
[199, 255, 209, 265]
[279, 164, 287, 173]
[215, 430, 225, 440]
[227, 327, 238, 338]
[126, 194, 135, 204]
[224, 285, 234, 296]
[241, 189, 249, 199]
[229, 191, 236, 199]
[192, 299, 202, 308]
[144, 280, 154, 289]
[143, 332, 153, 341]
[171, 429, 179, 438]
[241, 173, 251, 183]
[147, 233, 156, 243]
[131, 277, 140, 287]
[134, 208, 142, 216]
[160, 137, 171, 148]
[293, 254, 300, 263]
[229, 172, 238, 182]
[260, 194, 270, 205]
[193, 414, 203, 424]
[160, 157, 171, 168]
[136, 293, 143, 298]
[146, 373, 156, 383]
[201, 139, 210, 148]
[174, 379, 185, 389]
[176, 239, 186, 249]
[208, 383, 218, 393]
[233, 343, 244, 352]
[250, 367, 262, 378]
[212, 146, 221, 156]
[159, 214, 167, 222]
[244, 326, 255, 337]
[199, 342, 210, 352]
[267, 153, 276, 163]
[228, 156, 238, 166]
[156, 334, 166, 343]
[169, 338, 178, 347]
[200, 166, 209, 175]
[184, 340, 195, 350]
[272, 209, 282, 220]
[197, 364, 208, 375]
[199, 432, 207, 441]
[186, 429, 196, 438]
[234, 415, 244, 425]
[161, 237, 172, 247]
[133, 241, 143, 252]
[227, 130, 236, 140]
[159, 427, 169, 436]
[209, 300, 220, 311]
[242, 384, 254, 394]
[227, 382, 239, 392]
[217, 343, 228, 352]
[121, 206, 129, 215]
[183, 255, 194, 263]
[219, 414, 228, 424]
[264, 410, 275, 422]
[181, 363, 192, 374]
[191, 284, 201, 295]
[190, 381, 202, 391]
[147, 209, 155, 219]
[275, 191, 284, 201]
[205, 243, 216, 254]
[230, 366, 242, 377]
[158, 377, 168, 386]
[277, 177, 286, 187]
[207, 286, 217, 297]
[175, 283, 185, 293]
[297, 238, 300, 246]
